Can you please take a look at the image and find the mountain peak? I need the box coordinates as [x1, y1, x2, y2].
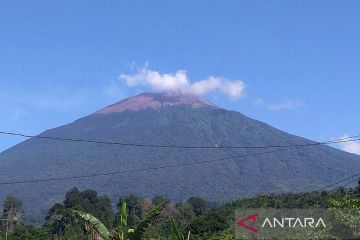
[95, 91, 217, 114]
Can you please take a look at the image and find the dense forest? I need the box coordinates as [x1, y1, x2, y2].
[0, 182, 359, 240]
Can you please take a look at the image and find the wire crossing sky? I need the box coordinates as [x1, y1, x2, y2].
[0, 1, 359, 153]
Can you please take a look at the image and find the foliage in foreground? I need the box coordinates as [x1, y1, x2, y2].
[73, 198, 165, 240]
[0, 184, 359, 239]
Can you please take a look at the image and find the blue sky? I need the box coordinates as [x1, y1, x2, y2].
[0, 0, 359, 153]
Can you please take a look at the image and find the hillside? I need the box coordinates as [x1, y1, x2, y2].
[0, 92, 359, 220]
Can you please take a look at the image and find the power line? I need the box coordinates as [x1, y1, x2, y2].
[329, 178, 360, 193]
[340, 178, 359, 189]
[0, 130, 359, 150]
[1, 135, 360, 187]
[0, 131, 359, 188]
[0, 135, 358, 186]
[0, 146, 306, 186]
[314, 173, 360, 192]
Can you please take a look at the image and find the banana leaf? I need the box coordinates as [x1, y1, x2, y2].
[73, 210, 111, 240]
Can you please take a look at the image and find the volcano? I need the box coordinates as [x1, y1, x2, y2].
[0, 92, 359, 221]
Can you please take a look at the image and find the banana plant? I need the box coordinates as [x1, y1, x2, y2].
[73, 210, 111, 239]
[170, 218, 190, 240]
[73, 198, 165, 240]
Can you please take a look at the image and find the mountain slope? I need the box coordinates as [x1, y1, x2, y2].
[0, 92, 359, 220]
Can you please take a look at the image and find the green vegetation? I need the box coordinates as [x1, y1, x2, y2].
[0, 184, 359, 239]
[3, 104, 360, 219]
[73, 198, 166, 240]
[314, 195, 360, 239]
[171, 218, 190, 240]
[0, 196, 24, 233]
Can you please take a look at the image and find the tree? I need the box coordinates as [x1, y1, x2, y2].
[9, 225, 50, 240]
[330, 195, 360, 209]
[44, 203, 68, 236]
[313, 195, 360, 239]
[187, 211, 227, 237]
[64, 188, 114, 228]
[356, 178, 360, 195]
[187, 197, 208, 216]
[64, 187, 82, 209]
[45, 188, 114, 239]
[1, 196, 24, 233]
[152, 195, 169, 206]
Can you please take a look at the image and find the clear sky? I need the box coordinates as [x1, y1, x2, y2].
[0, 0, 359, 153]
